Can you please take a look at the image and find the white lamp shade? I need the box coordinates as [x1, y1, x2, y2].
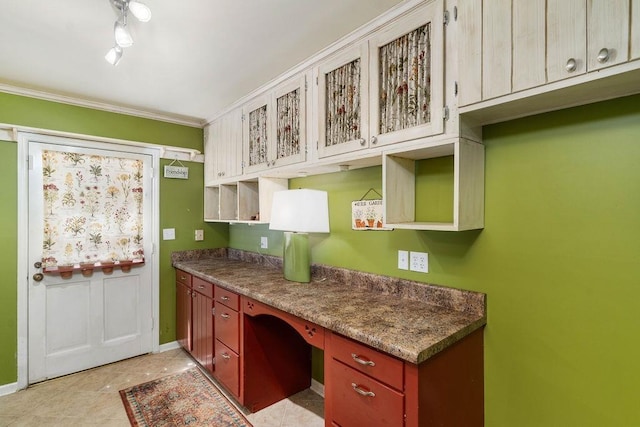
[114, 21, 133, 47]
[128, 1, 152, 22]
[269, 189, 330, 233]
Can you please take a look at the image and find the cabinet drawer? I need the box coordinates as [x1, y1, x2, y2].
[215, 340, 240, 398]
[175, 269, 192, 287]
[330, 333, 403, 390]
[215, 301, 240, 353]
[330, 359, 404, 427]
[215, 285, 240, 310]
[192, 277, 214, 298]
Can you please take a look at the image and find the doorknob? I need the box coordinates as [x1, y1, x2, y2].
[33, 273, 44, 282]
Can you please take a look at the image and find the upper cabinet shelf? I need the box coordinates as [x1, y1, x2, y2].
[315, 0, 445, 160]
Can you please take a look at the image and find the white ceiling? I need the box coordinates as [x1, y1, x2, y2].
[0, 0, 404, 126]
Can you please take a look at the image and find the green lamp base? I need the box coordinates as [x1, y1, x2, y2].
[283, 232, 311, 283]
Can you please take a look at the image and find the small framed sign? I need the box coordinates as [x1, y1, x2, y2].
[164, 164, 189, 179]
[352, 199, 385, 230]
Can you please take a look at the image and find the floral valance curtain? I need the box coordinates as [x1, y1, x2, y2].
[379, 23, 431, 134]
[325, 58, 362, 147]
[248, 105, 268, 166]
[41, 150, 145, 268]
[276, 88, 301, 159]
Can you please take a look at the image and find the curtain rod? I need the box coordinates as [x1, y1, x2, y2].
[0, 122, 203, 162]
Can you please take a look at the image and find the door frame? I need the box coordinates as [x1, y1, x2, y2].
[16, 131, 161, 390]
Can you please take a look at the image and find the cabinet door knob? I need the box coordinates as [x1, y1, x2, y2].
[597, 48, 610, 63]
[351, 353, 376, 367]
[565, 58, 577, 73]
[370, 135, 378, 145]
[359, 138, 366, 146]
[351, 383, 375, 397]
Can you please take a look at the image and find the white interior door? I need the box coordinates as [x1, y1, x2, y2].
[26, 135, 155, 383]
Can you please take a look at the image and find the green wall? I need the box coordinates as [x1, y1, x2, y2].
[230, 94, 640, 426]
[0, 92, 229, 386]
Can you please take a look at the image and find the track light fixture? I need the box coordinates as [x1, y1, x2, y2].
[105, 0, 151, 65]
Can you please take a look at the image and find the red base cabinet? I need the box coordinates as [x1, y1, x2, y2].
[175, 270, 192, 352]
[213, 285, 241, 399]
[325, 328, 484, 427]
[191, 277, 214, 374]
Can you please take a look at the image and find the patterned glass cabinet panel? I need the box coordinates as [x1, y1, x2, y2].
[369, 0, 444, 147]
[316, 43, 370, 158]
[243, 73, 307, 174]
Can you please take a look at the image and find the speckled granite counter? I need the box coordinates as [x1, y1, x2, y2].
[172, 248, 486, 365]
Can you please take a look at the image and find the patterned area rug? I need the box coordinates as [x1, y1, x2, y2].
[119, 368, 252, 426]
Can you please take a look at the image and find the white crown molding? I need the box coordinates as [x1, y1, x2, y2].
[204, 0, 426, 124]
[0, 83, 205, 128]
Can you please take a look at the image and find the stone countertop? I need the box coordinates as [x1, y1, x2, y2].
[173, 249, 486, 365]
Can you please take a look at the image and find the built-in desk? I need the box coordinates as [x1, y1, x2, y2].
[173, 248, 487, 426]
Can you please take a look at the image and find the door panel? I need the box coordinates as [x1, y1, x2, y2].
[27, 135, 154, 383]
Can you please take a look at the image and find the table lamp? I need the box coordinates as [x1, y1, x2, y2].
[269, 189, 330, 283]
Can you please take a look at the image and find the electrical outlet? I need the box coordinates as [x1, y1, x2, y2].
[194, 229, 204, 241]
[410, 251, 428, 273]
[398, 250, 409, 270]
[260, 236, 268, 249]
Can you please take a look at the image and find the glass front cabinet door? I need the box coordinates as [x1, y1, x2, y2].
[316, 0, 444, 159]
[369, 0, 444, 147]
[243, 73, 308, 174]
[316, 43, 370, 158]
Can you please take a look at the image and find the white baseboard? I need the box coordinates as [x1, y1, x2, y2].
[310, 378, 325, 398]
[158, 341, 181, 353]
[0, 381, 19, 397]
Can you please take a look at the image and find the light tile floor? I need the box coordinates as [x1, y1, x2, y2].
[0, 348, 324, 427]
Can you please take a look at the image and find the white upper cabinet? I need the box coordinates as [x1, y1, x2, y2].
[316, 43, 370, 158]
[459, 0, 637, 113]
[204, 107, 243, 184]
[316, 0, 444, 159]
[243, 73, 308, 173]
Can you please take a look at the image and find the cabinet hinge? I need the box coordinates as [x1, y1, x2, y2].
[454, 81, 458, 96]
[444, 9, 450, 25]
[443, 106, 450, 121]
[241, 114, 245, 122]
[305, 80, 308, 91]
[316, 76, 318, 85]
[212, 307, 215, 316]
[453, 6, 457, 21]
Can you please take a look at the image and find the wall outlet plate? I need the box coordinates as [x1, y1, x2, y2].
[260, 236, 268, 249]
[398, 250, 409, 270]
[410, 251, 428, 273]
[195, 229, 204, 241]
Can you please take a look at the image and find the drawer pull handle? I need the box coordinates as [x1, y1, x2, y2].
[221, 313, 230, 319]
[221, 352, 231, 360]
[198, 285, 205, 289]
[221, 295, 230, 301]
[351, 383, 375, 397]
[351, 353, 376, 367]
[180, 275, 186, 280]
